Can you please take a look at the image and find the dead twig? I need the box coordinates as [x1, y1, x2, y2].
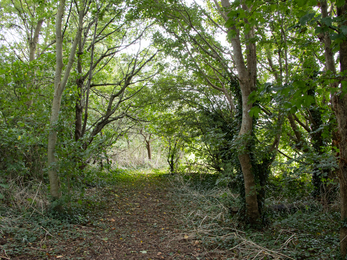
[281, 234, 296, 249]
[40, 226, 54, 237]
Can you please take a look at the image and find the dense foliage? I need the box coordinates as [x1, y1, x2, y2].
[1, 0, 347, 258]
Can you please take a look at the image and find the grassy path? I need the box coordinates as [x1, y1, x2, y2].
[5, 172, 207, 260]
[3, 171, 341, 259]
[78, 173, 203, 260]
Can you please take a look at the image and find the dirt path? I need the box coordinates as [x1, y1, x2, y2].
[13, 174, 207, 260]
[79, 174, 203, 260]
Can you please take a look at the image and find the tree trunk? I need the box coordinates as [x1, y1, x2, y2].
[146, 140, 152, 160]
[140, 130, 152, 160]
[47, 0, 65, 199]
[319, 0, 339, 203]
[29, 19, 44, 62]
[82, 17, 99, 140]
[307, 88, 327, 200]
[238, 79, 260, 223]
[75, 78, 83, 142]
[47, 0, 82, 200]
[335, 88, 347, 257]
[321, 1, 347, 256]
[337, 5, 347, 253]
[27, 19, 44, 107]
[75, 34, 84, 142]
[219, 0, 260, 224]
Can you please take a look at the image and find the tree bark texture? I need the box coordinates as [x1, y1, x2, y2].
[335, 89, 347, 257]
[321, 0, 347, 256]
[337, 12, 347, 256]
[75, 33, 84, 142]
[319, 0, 339, 204]
[82, 17, 98, 138]
[140, 130, 152, 160]
[48, 0, 82, 199]
[29, 19, 44, 62]
[146, 140, 152, 160]
[337, 2, 347, 257]
[75, 78, 83, 141]
[47, 0, 65, 199]
[27, 19, 44, 107]
[219, 0, 260, 224]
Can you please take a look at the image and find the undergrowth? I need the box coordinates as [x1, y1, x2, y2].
[170, 172, 341, 259]
[0, 167, 129, 257]
[0, 168, 342, 259]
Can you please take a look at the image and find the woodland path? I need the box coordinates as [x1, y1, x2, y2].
[11, 173, 218, 260]
[78, 173, 204, 260]
[6, 172, 339, 260]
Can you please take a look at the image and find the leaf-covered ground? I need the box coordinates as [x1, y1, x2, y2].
[1, 172, 224, 259]
[0, 171, 341, 259]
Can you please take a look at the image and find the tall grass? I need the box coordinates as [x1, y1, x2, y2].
[169, 173, 295, 259]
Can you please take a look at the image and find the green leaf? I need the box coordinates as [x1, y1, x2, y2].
[225, 18, 234, 28]
[249, 107, 261, 118]
[337, 0, 345, 8]
[341, 25, 347, 35]
[315, 26, 327, 34]
[295, 80, 306, 90]
[295, 0, 306, 7]
[330, 32, 343, 40]
[341, 81, 347, 93]
[0, 184, 9, 189]
[321, 17, 332, 27]
[227, 29, 238, 39]
[290, 105, 298, 113]
[301, 95, 314, 107]
[300, 12, 315, 26]
[17, 121, 25, 127]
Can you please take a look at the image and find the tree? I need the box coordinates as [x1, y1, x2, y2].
[139, 128, 153, 160]
[145, 0, 284, 224]
[47, 0, 83, 200]
[0, 0, 56, 107]
[318, 0, 347, 256]
[216, 0, 260, 223]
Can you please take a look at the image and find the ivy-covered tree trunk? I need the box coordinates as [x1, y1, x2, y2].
[167, 138, 179, 174]
[238, 80, 260, 224]
[219, 0, 260, 224]
[75, 34, 84, 142]
[307, 88, 330, 200]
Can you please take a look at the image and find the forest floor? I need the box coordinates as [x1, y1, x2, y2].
[1, 172, 232, 260]
[1, 170, 342, 259]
